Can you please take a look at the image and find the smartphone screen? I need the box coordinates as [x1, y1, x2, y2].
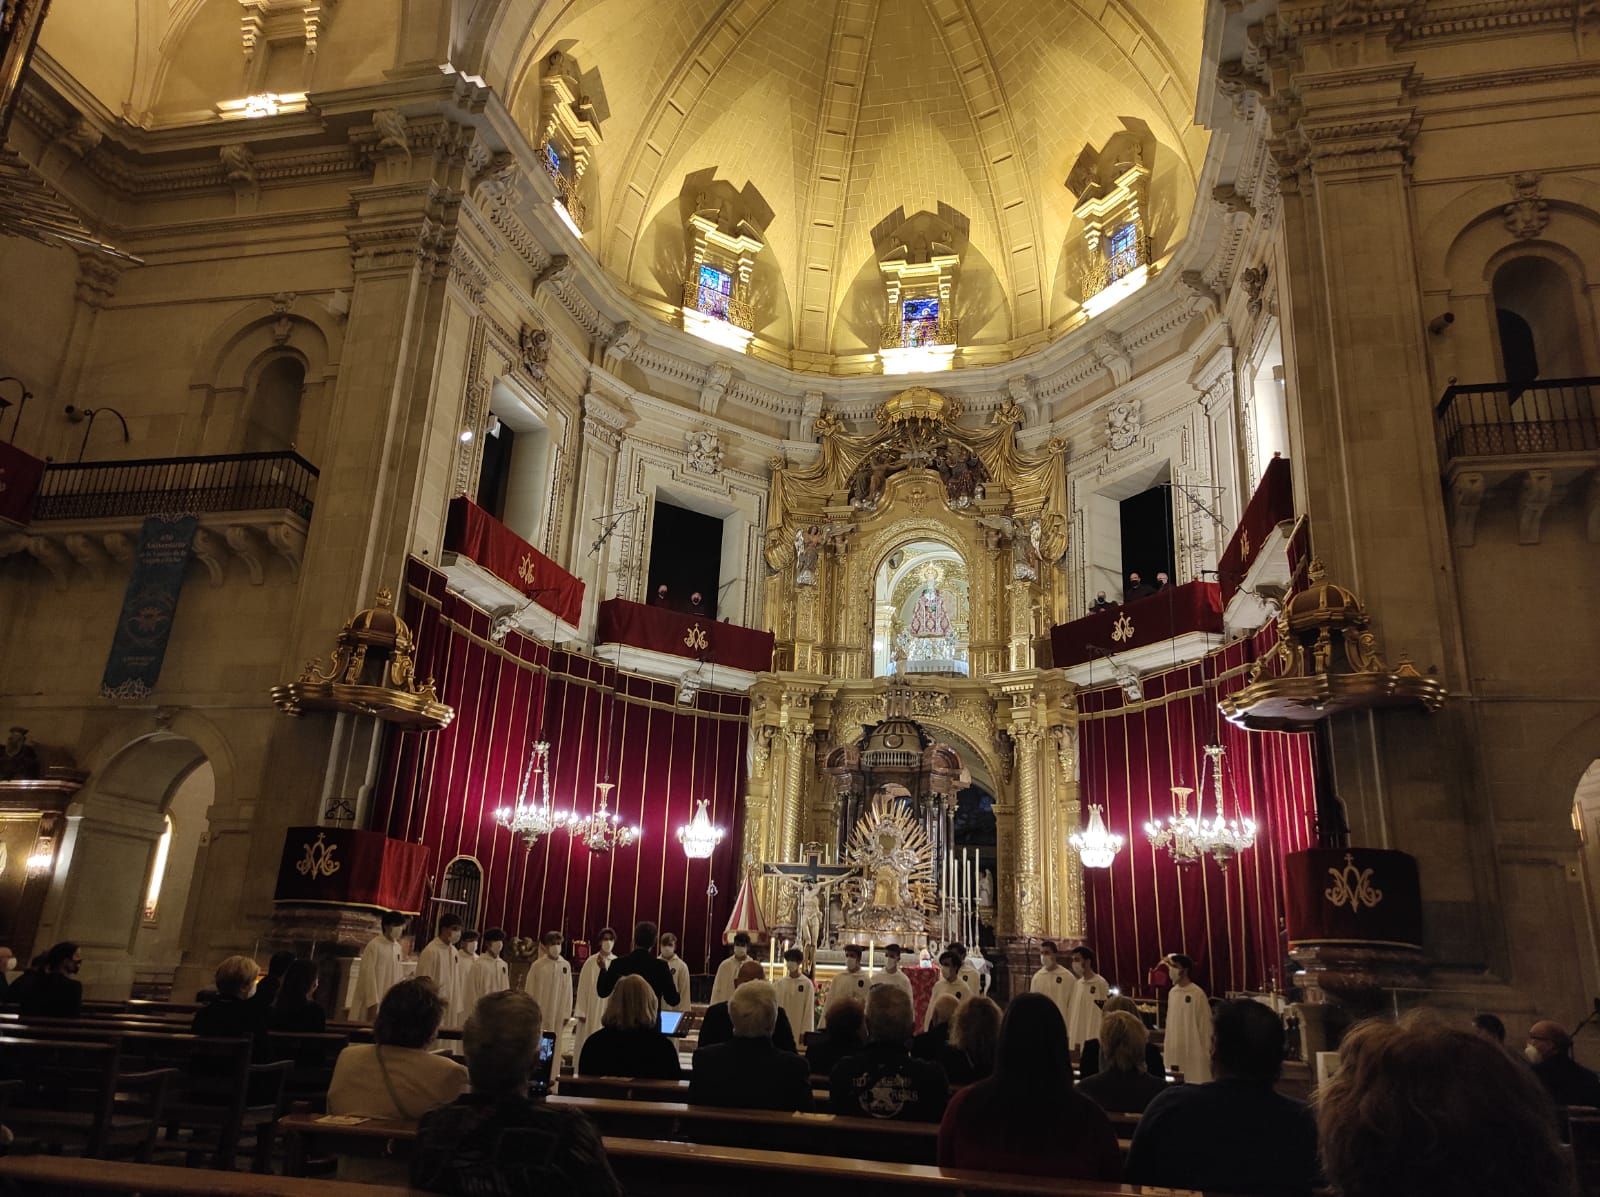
[530, 1030, 557, 1096]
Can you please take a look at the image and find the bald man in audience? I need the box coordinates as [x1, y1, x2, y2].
[689, 980, 813, 1112]
[1526, 1019, 1600, 1108]
[696, 959, 798, 1053]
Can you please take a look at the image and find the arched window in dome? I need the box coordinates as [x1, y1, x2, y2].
[1067, 135, 1153, 317]
[679, 195, 764, 354]
[535, 51, 603, 236]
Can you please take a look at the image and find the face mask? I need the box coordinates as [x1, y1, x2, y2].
[734, 946, 748, 959]
[600, 942, 614, 956]
[1525, 1043, 1544, 1064]
[1042, 956, 1056, 970]
[547, 944, 562, 959]
[661, 948, 675, 959]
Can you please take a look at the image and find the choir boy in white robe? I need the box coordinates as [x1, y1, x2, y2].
[464, 928, 511, 1013]
[825, 944, 871, 1021]
[1030, 939, 1077, 1029]
[777, 947, 816, 1036]
[923, 949, 970, 1030]
[950, 941, 983, 996]
[572, 927, 616, 1067]
[708, 931, 753, 1006]
[415, 915, 463, 1026]
[347, 910, 407, 1021]
[1159, 952, 1213, 1083]
[870, 943, 914, 1000]
[1066, 945, 1109, 1052]
[448, 930, 479, 1027]
[523, 931, 574, 1045]
[658, 932, 692, 1014]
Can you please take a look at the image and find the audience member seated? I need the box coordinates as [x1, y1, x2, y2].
[937, 992, 1121, 1181]
[806, 997, 866, 1076]
[251, 950, 295, 1011]
[192, 955, 270, 1042]
[1125, 999, 1318, 1197]
[328, 978, 468, 1121]
[17, 941, 82, 1019]
[1154, 571, 1170, 590]
[938, 994, 1000, 1084]
[689, 979, 813, 1112]
[413, 990, 620, 1197]
[1320, 1016, 1573, 1197]
[696, 959, 798, 1053]
[1526, 1019, 1600, 1109]
[269, 958, 328, 1033]
[1471, 1013, 1507, 1046]
[577, 974, 682, 1080]
[829, 986, 949, 1122]
[1077, 1011, 1167, 1114]
[1079, 995, 1165, 1078]
[0, 946, 13, 1002]
[1090, 591, 1113, 613]
[912, 993, 960, 1061]
[2, 953, 46, 1010]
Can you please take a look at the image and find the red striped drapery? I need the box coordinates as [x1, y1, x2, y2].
[1077, 623, 1318, 997]
[371, 559, 747, 973]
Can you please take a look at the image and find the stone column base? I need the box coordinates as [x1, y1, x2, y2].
[1289, 941, 1429, 1058]
[263, 903, 390, 1020]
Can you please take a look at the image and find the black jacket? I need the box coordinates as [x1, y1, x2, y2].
[19, 972, 82, 1020]
[689, 1036, 813, 1112]
[578, 1026, 683, 1080]
[697, 1000, 797, 1053]
[829, 1041, 949, 1121]
[597, 948, 680, 1009]
[1533, 1053, 1600, 1109]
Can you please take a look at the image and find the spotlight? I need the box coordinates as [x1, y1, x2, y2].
[460, 428, 474, 443]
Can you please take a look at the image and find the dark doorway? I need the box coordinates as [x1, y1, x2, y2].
[1497, 308, 1539, 397]
[953, 785, 997, 952]
[1119, 485, 1175, 590]
[646, 501, 723, 616]
[476, 419, 514, 520]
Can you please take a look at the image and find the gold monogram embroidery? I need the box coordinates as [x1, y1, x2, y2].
[684, 624, 710, 651]
[296, 832, 342, 879]
[1324, 852, 1382, 913]
[1111, 613, 1135, 643]
[516, 554, 537, 586]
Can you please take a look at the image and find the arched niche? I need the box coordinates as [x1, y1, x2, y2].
[438, 854, 485, 935]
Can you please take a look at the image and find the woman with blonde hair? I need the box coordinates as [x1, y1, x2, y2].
[941, 994, 1001, 1084]
[577, 973, 682, 1079]
[1076, 1010, 1167, 1113]
[192, 955, 269, 1044]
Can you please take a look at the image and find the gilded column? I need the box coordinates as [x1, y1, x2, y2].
[1011, 724, 1045, 938]
[1054, 724, 1085, 939]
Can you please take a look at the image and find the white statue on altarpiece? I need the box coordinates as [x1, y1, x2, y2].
[908, 585, 954, 639]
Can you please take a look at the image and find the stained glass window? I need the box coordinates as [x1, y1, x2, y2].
[696, 263, 733, 321]
[1108, 222, 1140, 282]
[902, 296, 941, 346]
[543, 141, 563, 176]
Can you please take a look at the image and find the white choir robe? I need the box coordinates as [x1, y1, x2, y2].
[448, 948, 479, 1027]
[347, 934, 403, 1021]
[523, 954, 574, 1044]
[661, 954, 692, 1014]
[572, 953, 612, 1067]
[1163, 981, 1214, 1083]
[463, 953, 510, 1015]
[415, 938, 460, 1027]
[825, 969, 871, 1020]
[709, 953, 749, 1006]
[1030, 965, 1076, 1030]
[778, 973, 816, 1036]
[922, 978, 969, 1030]
[1067, 971, 1109, 1051]
[870, 966, 913, 1002]
[958, 964, 983, 996]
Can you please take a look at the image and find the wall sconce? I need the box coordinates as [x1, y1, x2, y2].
[0, 376, 31, 443]
[65, 404, 130, 461]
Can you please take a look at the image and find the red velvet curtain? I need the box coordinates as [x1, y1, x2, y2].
[371, 559, 746, 973]
[1078, 625, 1317, 997]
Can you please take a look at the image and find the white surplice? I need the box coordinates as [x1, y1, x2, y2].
[347, 933, 403, 1021]
[1163, 980, 1214, 1082]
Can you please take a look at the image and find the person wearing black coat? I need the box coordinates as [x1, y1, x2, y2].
[597, 922, 680, 1011]
[689, 981, 812, 1113]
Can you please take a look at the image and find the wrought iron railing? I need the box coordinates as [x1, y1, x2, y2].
[1434, 377, 1599, 463]
[537, 143, 588, 231]
[879, 316, 959, 350]
[31, 450, 319, 521]
[680, 278, 754, 330]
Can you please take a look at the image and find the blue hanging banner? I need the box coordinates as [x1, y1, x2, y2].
[101, 514, 199, 700]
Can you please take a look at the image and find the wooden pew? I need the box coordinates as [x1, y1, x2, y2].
[262, 1031, 353, 1112]
[276, 1116, 1198, 1196]
[0, 1036, 174, 1160]
[556, 1073, 830, 1107]
[0, 1156, 419, 1196]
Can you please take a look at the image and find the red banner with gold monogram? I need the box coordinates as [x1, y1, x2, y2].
[596, 597, 775, 672]
[443, 496, 583, 624]
[272, 826, 430, 914]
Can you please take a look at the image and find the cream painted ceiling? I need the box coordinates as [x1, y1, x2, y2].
[508, 0, 1208, 361]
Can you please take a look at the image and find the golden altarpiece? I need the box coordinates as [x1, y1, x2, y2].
[742, 388, 1085, 973]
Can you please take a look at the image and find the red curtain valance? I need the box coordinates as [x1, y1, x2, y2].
[1219, 455, 1293, 604]
[444, 496, 584, 625]
[596, 598, 775, 673]
[1050, 581, 1223, 669]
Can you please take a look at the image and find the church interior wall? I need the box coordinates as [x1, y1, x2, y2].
[373, 560, 749, 973]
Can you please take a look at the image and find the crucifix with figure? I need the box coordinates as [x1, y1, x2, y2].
[763, 843, 856, 970]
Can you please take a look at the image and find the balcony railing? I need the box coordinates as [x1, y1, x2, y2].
[1435, 377, 1599, 464]
[31, 450, 318, 521]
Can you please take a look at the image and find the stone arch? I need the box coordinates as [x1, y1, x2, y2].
[186, 296, 345, 465]
[35, 715, 234, 998]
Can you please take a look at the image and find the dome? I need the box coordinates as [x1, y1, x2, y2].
[337, 587, 411, 652]
[1283, 561, 1367, 632]
[504, 0, 1207, 364]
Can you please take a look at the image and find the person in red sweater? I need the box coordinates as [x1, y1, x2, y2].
[936, 991, 1121, 1181]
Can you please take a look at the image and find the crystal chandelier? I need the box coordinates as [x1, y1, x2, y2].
[1144, 784, 1206, 865]
[1192, 744, 1257, 868]
[567, 782, 639, 853]
[493, 740, 568, 848]
[677, 798, 725, 860]
[1069, 804, 1123, 869]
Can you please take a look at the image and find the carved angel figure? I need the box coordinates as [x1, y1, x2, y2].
[795, 525, 824, 585]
